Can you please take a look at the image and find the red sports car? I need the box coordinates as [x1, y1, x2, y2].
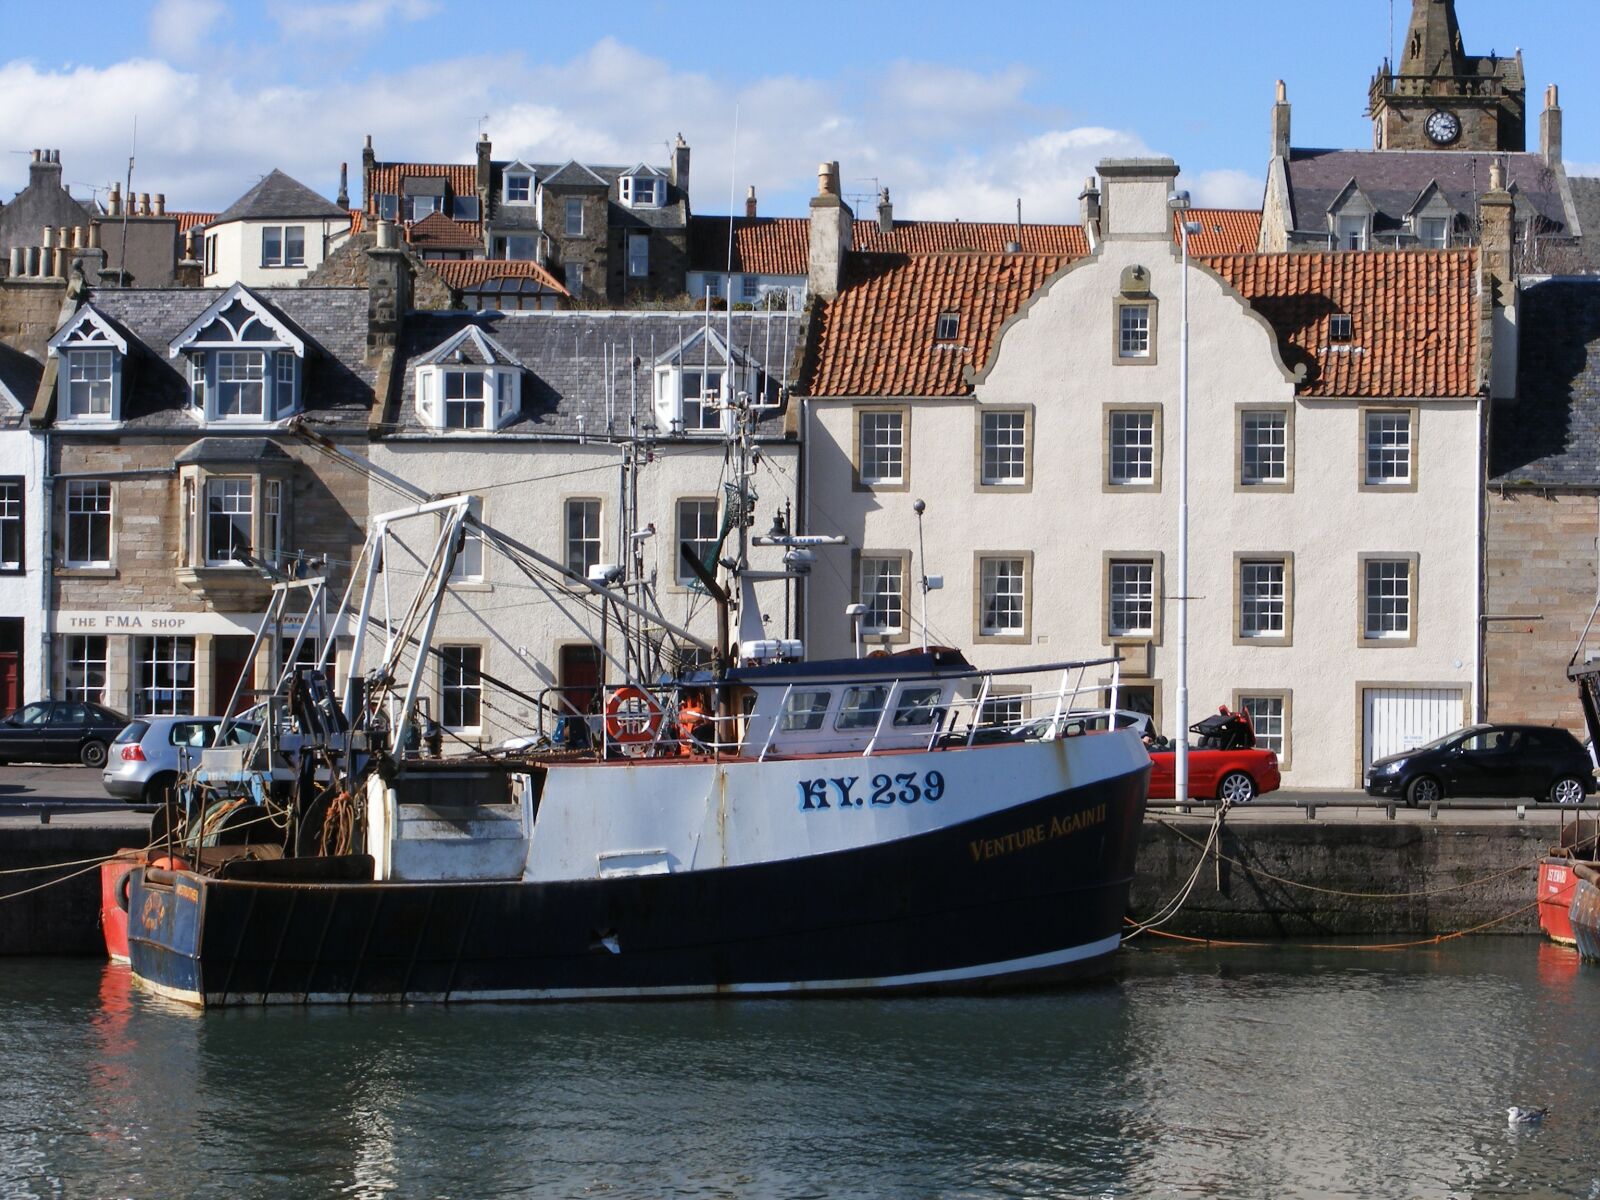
[1147, 707, 1281, 804]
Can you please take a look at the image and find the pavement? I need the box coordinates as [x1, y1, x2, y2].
[0, 764, 152, 827]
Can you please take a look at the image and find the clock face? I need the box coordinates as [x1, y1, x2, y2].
[1425, 110, 1462, 145]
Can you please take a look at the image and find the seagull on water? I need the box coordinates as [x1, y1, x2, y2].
[1507, 1105, 1548, 1126]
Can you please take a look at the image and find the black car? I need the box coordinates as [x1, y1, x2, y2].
[0, 700, 132, 768]
[1364, 723, 1596, 807]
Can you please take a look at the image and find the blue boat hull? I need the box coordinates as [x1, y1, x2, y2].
[128, 765, 1147, 1005]
[1572, 876, 1600, 963]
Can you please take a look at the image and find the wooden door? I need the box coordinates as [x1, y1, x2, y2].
[0, 619, 21, 713]
[212, 636, 255, 717]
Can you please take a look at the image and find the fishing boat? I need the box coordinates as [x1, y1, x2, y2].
[1547, 625, 1600, 951]
[126, 399, 1150, 1006]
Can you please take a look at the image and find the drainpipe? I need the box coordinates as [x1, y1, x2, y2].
[39, 430, 51, 703]
[1474, 394, 1486, 723]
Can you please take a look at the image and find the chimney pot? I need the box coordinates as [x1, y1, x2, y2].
[139, 193, 150, 216]
[818, 161, 840, 197]
[745, 185, 757, 220]
[154, 193, 165, 216]
[877, 187, 893, 235]
[1276, 79, 1287, 103]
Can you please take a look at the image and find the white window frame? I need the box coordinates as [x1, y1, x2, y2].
[1238, 558, 1288, 640]
[620, 176, 661, 208]
[679, 369, 725, 434]
[0, 477, 21, 572]
[66, 349, 115, 419]
[260, 224, 306, 268]
[1365, 411, 1413, 486]
[204, 477, 254, 566]
[504, 173, 532, 205]
[978, 556, 1027, 638]
[675, 498, 720, 585]
[1417, 216, 1448, 248]
[1237, 693, 1289, 763]
[564, 197, 584, 237]
[1240, 409, 1288, 487]
[1362, 556, 1415, 644]
[215, 349, 267, 420]
[263, 479, 283, 568]
[449, 497, 485, 584]
[444, 369, 488, 430]
[135, 636, 197, 717]
[980, 410, 1027, 486]
[859, 555, 906, 636]
[1109, 410, 1156, 485]
[1108, 559, 1155, 638]
[1337, 214, 1367, 251]
[564, 262, 584, 296]
[440, 644, 483, 730]
[857, 409, 906, 488]
[628, 233, 649, 278]
[62, 634, 107, 705]
[1118, 304, 1151, 358]
[64, 479, 112, 568]
[565, 498, 601, 577]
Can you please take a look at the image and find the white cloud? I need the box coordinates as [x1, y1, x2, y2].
[267, 0, 439, 38]
[1186, 168, 1264, 210]
[0, 37, 1237, 226]
[148, 0, 226, 58]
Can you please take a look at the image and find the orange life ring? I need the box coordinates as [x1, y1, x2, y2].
[604, 686, 663, 743]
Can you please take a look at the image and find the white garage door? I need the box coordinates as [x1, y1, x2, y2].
[1362, 687, 1467, 769]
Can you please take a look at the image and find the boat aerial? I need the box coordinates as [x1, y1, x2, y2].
[126, 392, 1150, 1006]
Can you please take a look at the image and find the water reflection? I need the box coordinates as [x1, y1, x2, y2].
[0, 945, 1595, 1198]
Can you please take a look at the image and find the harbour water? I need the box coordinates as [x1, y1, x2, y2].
[1, 940, 1597, 1199]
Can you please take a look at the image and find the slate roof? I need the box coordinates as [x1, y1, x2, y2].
[174, 437, 294, 465]
[388, 310, 802, 437]
[1283, 149, 1569, 240]
[213, 170, 350, 224]
[802, 252, 1071, 398]
[63, 286, 376, 430]
[429, 259, 568, 295]
[1178, 208, 1262, 255]
[688, 216, 1089, 276]
[0, 343, 42, 413]
[1489, 277, 1600, 485]
[1204, 250, 1480, 398]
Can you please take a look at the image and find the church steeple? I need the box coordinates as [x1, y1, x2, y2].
[1369, 0, 1525, 152]
[1398, 0, 1466, 80]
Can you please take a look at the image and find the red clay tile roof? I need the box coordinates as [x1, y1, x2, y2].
[689, 216, 1087, 277]
[407, 211, 483, 248]
[804, 252, 1071, 398]
[367, 163, 476, 209]
[348, 209, 365, 234]
[431, 258, 568, 296]
[1176, 208, 1261, 256]
[855, 221, 1088, 256]
[170, 211, 215, 234]
[1204, 249, 1479, 398]
[690, 216, 810, 276]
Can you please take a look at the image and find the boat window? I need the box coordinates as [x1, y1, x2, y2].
[892, 686, 944, 728]
[779, 689, 831, 733]
[836, 686, 888, 730]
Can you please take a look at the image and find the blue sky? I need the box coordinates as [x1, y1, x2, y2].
[2, 0, 1594, 221]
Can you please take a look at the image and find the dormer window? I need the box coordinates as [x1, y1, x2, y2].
[412, 330, 524, 432]
[48, 305, 128, 423]
[621, 176, 662, 208]
[1416, 216, 1448, 248]
[377, 194, 399, 221]
[452, 194, 480, 221]
[168, 285, 305, 424]
[504, 172, 533, 204]
[1336, 215, 1368, 251]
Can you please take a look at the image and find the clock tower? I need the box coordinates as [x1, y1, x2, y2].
[1368, 0, 1525, 151]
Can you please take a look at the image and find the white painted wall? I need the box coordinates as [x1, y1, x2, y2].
[367, 437, 800, 745]
[0, 426, 47, 703]
[203, 217, 350, 288]
[803, 177, 1481, 788]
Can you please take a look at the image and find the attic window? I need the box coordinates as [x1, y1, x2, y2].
[934, 312, 959, 341]
[621, 176, 662, 208]
[1330, 314, 1354, 343]
[505, 173, 532, 204]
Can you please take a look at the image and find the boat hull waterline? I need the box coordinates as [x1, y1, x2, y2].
[127, 762, 1148, 1006]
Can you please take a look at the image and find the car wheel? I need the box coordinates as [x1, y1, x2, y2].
[79, 740, 108, 769]
[1549, 775, 1587, 806]
[140, 772, 178, 806]
[1405, 775, 1441, 808]
[1218, 771, 1257, 804]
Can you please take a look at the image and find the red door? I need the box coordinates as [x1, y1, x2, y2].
[558, 644, 602, 718]
[0, 619, 21, 713]
[212, 636, 255, 717]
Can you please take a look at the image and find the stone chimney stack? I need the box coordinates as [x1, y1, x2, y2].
[337, 162, 350, 210]
[1479, 158, 1517, 399]
[30, 148, 63, 195]
[475, 132, 492, 206]
[745, 185, 757, 220]
[877, 188, 893, 235]
[1097, 158, 1180, 241]
[107, 183, 121, 217]
[807, 161, 854, 302]
[367, 220, 412, 354]
[1541, 84, 1563, 167]
[153, 193, 165, 216]
[671, 133, 691, 208]
[1271, 80, 1291, 159]
[1078, 176, 1102, 250]
[362, 134, 376, 210]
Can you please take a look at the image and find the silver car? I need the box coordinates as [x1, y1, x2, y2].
[102, 716, 257, 803]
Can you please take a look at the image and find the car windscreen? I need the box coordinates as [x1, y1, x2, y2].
[113, 722, 149, 744]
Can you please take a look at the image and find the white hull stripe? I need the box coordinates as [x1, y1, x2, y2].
[135, 934, 1126, 1008]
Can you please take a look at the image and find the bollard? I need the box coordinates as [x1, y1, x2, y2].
[1306, 804, 1317, 819]
[1429, 802, 1439, 820]
[1517, 804, 1526, 820]
[38, 810, 49, 825]
[1386, 802, 1396, 819]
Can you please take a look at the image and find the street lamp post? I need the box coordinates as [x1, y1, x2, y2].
[1169, 190, 1202, 809]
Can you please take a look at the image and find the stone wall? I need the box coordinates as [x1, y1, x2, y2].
[1484, 489, 1597, 732]
[0, 277, 68, 361]
[303, 234, 453, 309]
